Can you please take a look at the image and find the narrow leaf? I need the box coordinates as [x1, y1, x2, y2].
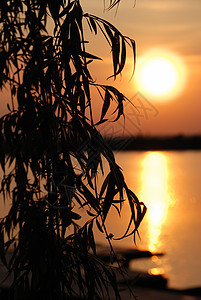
[96, 218, 104, 233]
[89, 17, 97, 34]
[101, 90, 111, 120]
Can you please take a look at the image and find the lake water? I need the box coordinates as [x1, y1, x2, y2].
[104, 150, 201, 290]
[1, 150, 201, 290]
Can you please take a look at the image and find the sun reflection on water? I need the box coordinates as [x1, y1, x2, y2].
[140, 152, 174, 252]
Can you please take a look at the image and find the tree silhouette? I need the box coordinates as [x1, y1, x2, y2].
[0, 1, 146, 299]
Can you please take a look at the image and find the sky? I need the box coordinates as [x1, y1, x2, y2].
[0, 0, 200, 137]
[81, 0, 201, 136]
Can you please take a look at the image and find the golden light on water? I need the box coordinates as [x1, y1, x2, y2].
[148, 267, 165, 276]
[140, 152, 174, 252]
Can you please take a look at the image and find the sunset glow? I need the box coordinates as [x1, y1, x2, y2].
[140, 152, 174, 252]
[136, 51, 186, 102]
[139, 57, 178, 95]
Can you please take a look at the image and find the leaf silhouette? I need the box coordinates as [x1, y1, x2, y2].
[101, 90, 111, 120]
[0, 1, 146, 299]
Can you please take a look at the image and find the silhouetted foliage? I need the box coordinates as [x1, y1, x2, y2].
[0, 1, 146, 299]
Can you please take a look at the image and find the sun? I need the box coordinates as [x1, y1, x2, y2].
[135, 51, 186, 102]
[139, 57, 178, 96]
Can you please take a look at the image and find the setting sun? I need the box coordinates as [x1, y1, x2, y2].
[139, 57, 178, 95]
[135, 51, 186, 102]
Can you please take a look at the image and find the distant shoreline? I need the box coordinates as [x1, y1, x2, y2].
[104, 135, 201, 151]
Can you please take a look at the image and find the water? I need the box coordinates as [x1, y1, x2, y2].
[1, 150, 201, 289]
[109, 150, 201, 289]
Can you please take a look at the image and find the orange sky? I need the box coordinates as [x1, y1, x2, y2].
[82, 0, 201, 136]
[0, 0, 200, 136]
